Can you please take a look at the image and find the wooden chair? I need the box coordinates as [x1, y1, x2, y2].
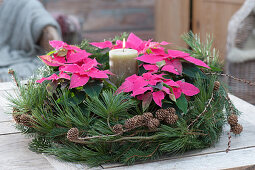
[226, 0, 255, 105]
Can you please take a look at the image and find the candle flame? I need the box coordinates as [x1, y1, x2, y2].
[123, 38, 126, 49]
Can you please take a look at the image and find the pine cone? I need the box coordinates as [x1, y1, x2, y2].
[67, 128, 79, 141]
[13, 114, 21, 124]
[155, 109, 168, 121]
[13, 107, 19, 113]
[228, 114, 238, 126]
[165, 114, 178, 125]
[214, 81, 220, 91]
[142, 112, 153, 123]
[166, 107, 176, 115]
[20, 114, 32, 126]
[112, 124, 124, 134]
[231, 123, 243, 135]
[147, 118, 160, 130]
[124, 117, 137, 130]
[133, 115, 145, 126]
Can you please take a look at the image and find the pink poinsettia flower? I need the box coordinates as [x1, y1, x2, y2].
[90, 33, 170, 54]
[117, 73, 179, 107]
[36, 72, 70, 83]
[38, 55, 66, 67]
[90, 41, 113, 49]
[38, 49, 91, 67]
[167, 50, 210, 69]
[66, 50, 92, 63]
[171, 80, 200, 99]
[136, 49, 210, 75]
[50, 40, 81, 52]
[60, 59, 111, 88]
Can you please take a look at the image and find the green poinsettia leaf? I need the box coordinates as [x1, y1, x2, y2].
[57, 90, 86, 106]
[142, 92, 153, 112]
[176, 93, 188, 114]
[46, 80, 58, 95]
[182, 63, 206, 79]
[83, 80, 103, 98]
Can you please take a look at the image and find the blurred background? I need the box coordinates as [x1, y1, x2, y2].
[1, 0, 254, 104]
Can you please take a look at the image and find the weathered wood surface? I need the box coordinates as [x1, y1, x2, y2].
[0, 133, 54, 170]
[1, 82, 255, 169]
[0, 84, 54, 170]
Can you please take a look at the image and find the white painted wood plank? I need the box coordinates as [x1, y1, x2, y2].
[0, 107, 12, 122]
[0, 80, 26, 91]
[0, 121, 19, 135]
[0, 82, 18, 91]
[106, 147, 255, 170]
[43, 155, 102, 170]
[0, 133, 54, 170]
[229, 94, 255, 124]
[0, 90, 18, 113]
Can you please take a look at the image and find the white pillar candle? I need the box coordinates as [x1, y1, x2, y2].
[109, 48, 138, 84]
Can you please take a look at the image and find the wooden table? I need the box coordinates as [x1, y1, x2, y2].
[1, 82, 255, 170]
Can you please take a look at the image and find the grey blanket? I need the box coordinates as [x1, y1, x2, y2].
[0, 0, 60, 82]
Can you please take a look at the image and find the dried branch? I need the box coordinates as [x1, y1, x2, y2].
[188, 91, 214, 129]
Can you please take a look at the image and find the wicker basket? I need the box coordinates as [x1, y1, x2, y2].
[226, 0, 255, 105]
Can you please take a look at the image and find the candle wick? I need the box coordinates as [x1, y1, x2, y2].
[123, 48, 124, 52]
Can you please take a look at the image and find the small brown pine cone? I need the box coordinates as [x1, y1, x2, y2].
[147, 118, 160, 130]
[67, 128, 79, 141]
[124, 117, 137, 130]
[20, 114, 32, 126]
[13, 107, 19, 113]
[133, 115, 145, 126]
[142, 112, 153, 123]
[214, 81, 220, 91]
[166, 107, 176, 115]
[13, 114, 22, 124]
[112, 124, 124, 134]
[155, 109, 168, 121]
[231, 123, 243, 135]
[165, 114, 178, 125]
[228, 114, 238, 126]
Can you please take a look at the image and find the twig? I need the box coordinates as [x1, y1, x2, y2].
[126, 144, 160, 162]
[107, 115, 114, 132]
[226, 131, 232, 153]
[187, 91, 214, 129]
[222, 86, 236, 115]
[8, 69, 20, 90]
[78, 133, 121, 140]
[205, 72, 255, 86]
[112, 135, 158, 142]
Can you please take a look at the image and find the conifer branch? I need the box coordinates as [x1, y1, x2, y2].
[206, 72, 255, 86]
[188, 91, 214, 129]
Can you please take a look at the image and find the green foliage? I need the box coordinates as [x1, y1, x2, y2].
[7, 66, 51, 113]
[181, 31, 223, 71]
[176, 94, 188, 114]
[7, 32, 240, 167]
[85, 90, 137, 121]
[182, 63, 206, 79]
[83, 80, 103, 98]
